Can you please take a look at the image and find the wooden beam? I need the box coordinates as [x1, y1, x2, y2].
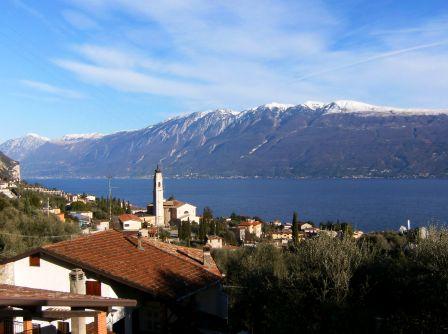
[0, 297, 135, 308]
[0, 309, 100, 320]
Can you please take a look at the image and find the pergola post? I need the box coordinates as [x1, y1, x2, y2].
[23, 316, 33, 332]
[93, 311, 107, 334]
[71, 307, 86, 334]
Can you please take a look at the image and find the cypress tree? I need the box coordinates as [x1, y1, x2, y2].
[178, 220, 183, 240]
[186, 218, 191, 245]
[199, 217, 207, 243]
[292, 211, 299, 245]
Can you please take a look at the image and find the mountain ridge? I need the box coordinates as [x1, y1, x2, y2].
[2, 100, 448, 179]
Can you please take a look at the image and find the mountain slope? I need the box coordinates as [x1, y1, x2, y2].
[4, 100, 448, 178]
[0, 133, 49, 161]
[0, 151, 20, 181]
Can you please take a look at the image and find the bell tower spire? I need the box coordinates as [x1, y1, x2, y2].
[153, 165, 164, 227]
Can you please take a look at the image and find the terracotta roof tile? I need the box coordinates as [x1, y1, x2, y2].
[34, 230, 221, 300]
[118, 214, 142, 222]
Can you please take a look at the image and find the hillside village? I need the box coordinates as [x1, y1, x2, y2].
[2, 164, 367, 249]
[0, 163, 433, 333]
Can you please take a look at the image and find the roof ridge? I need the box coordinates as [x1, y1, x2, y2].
[139, 238, 219, 276]
[43, 229, 115, 250]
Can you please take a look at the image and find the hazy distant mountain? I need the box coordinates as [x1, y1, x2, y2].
[0, 151, 19, 181]
[3, 100, 448, 178]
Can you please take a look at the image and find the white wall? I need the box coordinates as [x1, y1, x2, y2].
[122, 219, 142, 230]
[14, 256, 72, 292]
[6, 254, 125, 330]
[175, 203, 198, 222]
[153, 171, 164, 227]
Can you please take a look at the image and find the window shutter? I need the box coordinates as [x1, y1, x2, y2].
[86, 280, 101, 296]
[29, 254, 40, 267]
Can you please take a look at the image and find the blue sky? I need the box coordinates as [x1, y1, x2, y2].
[1, 0, 448, 142]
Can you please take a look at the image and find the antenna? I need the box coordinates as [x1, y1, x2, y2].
[107, 176, 112, 222]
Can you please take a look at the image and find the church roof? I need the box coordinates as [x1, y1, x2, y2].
[164, 200, 187, 208]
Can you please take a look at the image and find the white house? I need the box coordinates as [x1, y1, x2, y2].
[0, 230, 227, 333]
[69, 211, 93, 225]
[118, 214, 142, 231]
[85, 195, 96, 202]
[238, 220, 263, 238]
[136, 213, 156, 226]
[299, 222, 314, 230]
[207, 236, 223, 249]
[94, 220, 110, 231]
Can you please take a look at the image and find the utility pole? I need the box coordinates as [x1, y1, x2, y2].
[46, 197, 50, 217]
[108, 176, 112, 222]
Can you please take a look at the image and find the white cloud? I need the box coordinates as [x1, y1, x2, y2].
[21, 80, 85, 99]
[56, 0, 448, 109]
[62, 9, 98, 30]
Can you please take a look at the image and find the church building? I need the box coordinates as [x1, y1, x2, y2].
[148, 166, 200, 226]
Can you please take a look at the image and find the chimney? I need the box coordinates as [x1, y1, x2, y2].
[69, 269, 86, 334]
[137, 231, 144, 250]
[69, 268, 86, 294]
[202, 245, 213, 267]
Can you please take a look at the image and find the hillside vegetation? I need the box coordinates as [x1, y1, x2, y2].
[213, 229, 448, 333]
[0, 188, 79, 258]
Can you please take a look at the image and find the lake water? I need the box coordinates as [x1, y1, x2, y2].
[27, 178, 448, 232]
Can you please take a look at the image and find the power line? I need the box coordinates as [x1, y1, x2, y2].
[0, 231, 79, 239]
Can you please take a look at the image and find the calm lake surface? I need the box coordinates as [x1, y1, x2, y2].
[27, 178, 448, 232]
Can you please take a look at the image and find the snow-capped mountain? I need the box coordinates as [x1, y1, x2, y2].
[59, 133, 105, 143]
[323, 100, 448, 116]
[0, 133, 50, 161]
[3, 100, 448, 178]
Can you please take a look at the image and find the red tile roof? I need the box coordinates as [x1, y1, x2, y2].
[164, 200, 186, 208]
[118, 214, 142, 222]
[5, 230, 221, 301]
[141, 239, 220, 276]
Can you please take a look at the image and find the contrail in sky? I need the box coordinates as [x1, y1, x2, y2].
[297, 40, 448, 81]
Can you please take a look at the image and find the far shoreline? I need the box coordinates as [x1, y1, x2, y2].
[24, 175, 448, 181]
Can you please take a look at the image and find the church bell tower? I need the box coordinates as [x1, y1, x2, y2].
[153, 165, 164, 227]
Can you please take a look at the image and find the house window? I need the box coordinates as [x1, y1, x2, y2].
[57, 321, 69, 333]
[184, 211, 189, 214]
[86, 280, 101, 296]
[158, 182, 161, 187]
[29, 254, 40, 267]
[124, 223, 130, 228]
